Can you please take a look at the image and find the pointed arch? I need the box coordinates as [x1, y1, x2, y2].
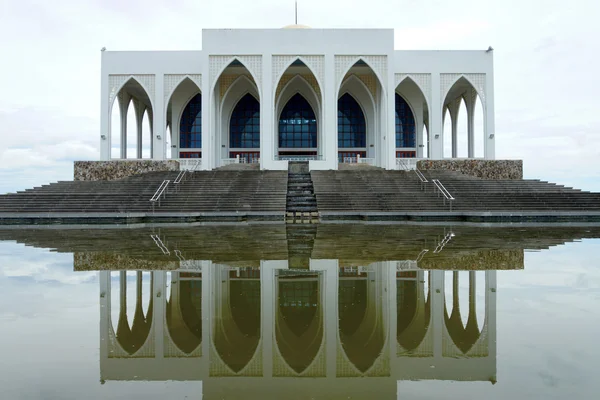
[394, 92, 417, 155]
[441, 74, 485, 112]
[210, 56, 262, 98]
[396, 75, 430, 114]
[109, 76, 154, 115]
[273, 56, 324, 102]
[276, 75, 321, 157]
[164, 76, 202, 121]
[336, 57, 385, 96]
[219, 75, 261, 163]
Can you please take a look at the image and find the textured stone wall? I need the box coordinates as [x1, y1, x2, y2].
[74, 160, 180, 181]
[417, 159, 523, 180]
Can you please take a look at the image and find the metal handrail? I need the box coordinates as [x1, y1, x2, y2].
[150, 180, 170, 208]
[414, 168, 428, 183]
[433, 232, 455, 253]
[432, 179, 455, 210]
[174, 170, 186, 184]
[190, 159, 201, 171]
[151, 234, 170, 255]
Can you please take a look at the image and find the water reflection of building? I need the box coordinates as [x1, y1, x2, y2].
[99, 260, 497, 397]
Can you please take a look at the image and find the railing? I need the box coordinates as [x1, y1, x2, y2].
[357, 157, 375, 166]
[178, 159, 202, 171]
[222, 155, 240, 166]
[416, 249, 429, 262]
[150, 234, 170, 255]
[149, 180, 170, 208]
[432, 179, 455, 210]
[433, 231, 455, 253]
[397, 158, 428, 190]
[173, 170, 186, 184]
[343, 156, 358, 164]
[275, 155, 323, 161]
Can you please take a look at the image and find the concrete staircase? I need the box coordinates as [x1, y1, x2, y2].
[286, 162, 318, 223]
[311, 169, 600, 214]
[0, 170, 288, 215]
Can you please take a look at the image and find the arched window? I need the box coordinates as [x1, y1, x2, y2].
[338, 93, 366, 148]
[279, 94, 317, 150]
[230, 94, 260, 149]
[395, 94, 416, 149]
[180, 93, 201, 158]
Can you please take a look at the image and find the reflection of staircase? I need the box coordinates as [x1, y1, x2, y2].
[286, 224, 318, 269]
[286, 162, 319, 223]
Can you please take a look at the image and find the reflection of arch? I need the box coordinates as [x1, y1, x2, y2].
[166, 279, 202, 354]
[397, 277, 430, 351]
[338, 278, 384, 373]
[276, 275, 323, 374]
[214, 280, 261, 373]
[444, 271, 482, 354]
[114, 272, 154, 356]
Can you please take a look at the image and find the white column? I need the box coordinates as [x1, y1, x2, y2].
[465, 89, 476, 158]
[118, 92, 130, 159]
[201, 59, 212, 170]
[134, 100, 145, 159]
[148, 108, 154, 159]
[430, 270, 444, 357]
[449, 98, 460, 158]
[310, 259, 338, 377]
[99, 271, 111, 358]
[323, 54, 337, 170]
[153, 271, 166, 359]
[152, 74, 165, 160]
[385, 61, 396, 169]
[261, 54, 274, 170]
[100, 66, 110, 160]
[486, 271, 497, 366]
[202, 261, 212, 367]
[430, 73, 443, 159]
[484, 70, 496, 160]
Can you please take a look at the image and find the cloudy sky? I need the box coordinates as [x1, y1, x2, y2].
[0, 0, 598, 193]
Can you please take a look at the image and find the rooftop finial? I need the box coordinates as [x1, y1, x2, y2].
[295, 1, 298, 24]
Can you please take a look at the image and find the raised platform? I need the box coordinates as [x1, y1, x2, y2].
[0, 168, 599, 224]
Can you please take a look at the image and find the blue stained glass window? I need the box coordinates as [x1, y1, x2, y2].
[338, 93, 366, 148]
[230, 94, 260, 148]
[180, 94, 202, 149]
[395, 94, 416, 148]
[278, 94, 317, 148]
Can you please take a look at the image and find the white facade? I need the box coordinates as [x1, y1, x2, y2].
[100, 27, 495, 171]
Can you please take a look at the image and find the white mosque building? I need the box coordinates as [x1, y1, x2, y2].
[101, 26, 495, 171]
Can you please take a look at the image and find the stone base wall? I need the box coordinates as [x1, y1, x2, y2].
[417, 159, 523, 180]
[74, 160, 180, 181]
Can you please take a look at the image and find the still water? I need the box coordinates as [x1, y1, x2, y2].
[0, 223, 599, 400]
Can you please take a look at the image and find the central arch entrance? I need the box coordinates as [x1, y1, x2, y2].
[278, 93, 318, 159]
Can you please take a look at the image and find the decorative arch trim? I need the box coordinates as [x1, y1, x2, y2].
[272, 55, 325, 99]
[109, 74, 155, 112]
[335, 55, 387, 94]
[395, 73, 431, 110]
[209, 55, 262, 97]
[440, 73, 486, 110]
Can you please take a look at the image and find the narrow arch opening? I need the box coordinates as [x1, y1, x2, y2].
[179, 93, 202, 159]
[229, 93, 260, 163]
[338, 93, 367, 162]
[395, 94, 416, 158]
[278, 93, 317, 159]
[126, 101, 137, 159]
